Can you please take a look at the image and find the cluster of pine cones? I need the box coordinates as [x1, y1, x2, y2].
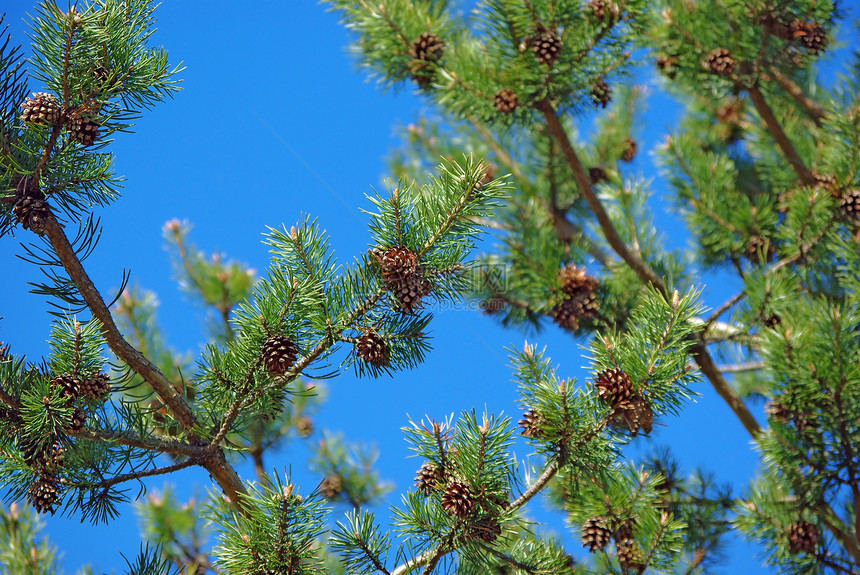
[20, 92, 101, 146]
[552, 265, 600, 331]
[374, 245, 432, 313]
[581, 517, 645, 570]
[414, 460, 505, 542]
[594, 367, 653, 435]
[1, 369, 112, 514]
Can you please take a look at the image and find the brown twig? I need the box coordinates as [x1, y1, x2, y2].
[536, 99, 665, 296]
[87, 457, 197, 490]
[536, 99, 762, 437]
[42, 214, 248, 508]
[767, 66, 827, 126]
[747, 86, 816, 186]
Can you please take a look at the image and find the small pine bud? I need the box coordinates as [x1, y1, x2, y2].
[620, 137, 637, 162]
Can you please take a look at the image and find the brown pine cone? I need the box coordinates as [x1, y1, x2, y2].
[356, 330, 389, 367]
[28, 477, 62, 514]
[703, 48, 736, 76]
[494, 89, 519, 114]
[590, 79, 611, 108]
[13, 196, 51, 236]
[788, 521, 818, 554]
[441, 481, 475, 518]
[20, 93, 62, 125]
[414, 462, 444, 495]
[621, 137, 637, 162]
[581, 517, 612, 552]
[261, 335, 299, 374]
[531, 31, 562, 66]
[518, 408, 547, 438]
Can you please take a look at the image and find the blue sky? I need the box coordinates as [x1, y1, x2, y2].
[2, 1, 841, 573]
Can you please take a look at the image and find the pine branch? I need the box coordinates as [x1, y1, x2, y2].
[536, 98, 762, 437]
[747, 86, 816, 186]
[42, 215, 199, 432]
[86, 457, 197, 491]
[766, 66, 827, 126]
[508, 458, 559, 511]
[536, 98, 665, 295]
[42, 213, 248, 507]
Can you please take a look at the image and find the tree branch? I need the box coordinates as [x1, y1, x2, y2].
[86, 457, 197, 490]
[747, 86, 816, 186]
[536, 99, 762, 437]
[42, 214, 248, 508]
[766, 66, 827, 126]
[536, 99, 666, 296]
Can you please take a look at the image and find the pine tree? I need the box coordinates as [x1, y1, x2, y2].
[1, 2, 858, 575]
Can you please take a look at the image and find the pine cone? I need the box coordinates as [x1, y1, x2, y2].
[414, 462, 444, 495]
[494, 89, 519, 114]
[66, 113, 100, 146]
[68, 408, 87, 432]
[594, 368, 633, 405]
[20, 93, 62, 125]
[356, 331, 389, 367]
[80, 373, 111, 400]
[13, 196, 51, 236]
[24, 440, 65, 473]
[611, 394, 653, 435]
[838, 189, 860, 220]
[376, 246, 419, 283]
[790, 19, 827, 53]
[261, 335, 299, 374]
[587, 0, 618, 23]
[558, 265, 597, 296]
[581, 517, 612, 552]
[410, 32, 445, 62]
[480, 297, 506, 314]
[762, 314, 782, 329]
[703, 48, 736, 76]
[409, 33, 445, 87]
[812, 171, 838, 193]
[320, 475, 343, 499]
[590, 79, 611, 108]
[552, 290, 600, 331]
[27, 477, 61, 514]
[518, 408, 546, 438]
[589, 166, 609, 185]
[442, 481, 475, 518]
[531, 31, 562, 66]
[466, 516, 502, 542]
[788, 521, 818, 554]
[50, 373, 83, 402]
[620, 137, 637, 162]
[616, 542, 644, 571]
[389, 271, 432, 313]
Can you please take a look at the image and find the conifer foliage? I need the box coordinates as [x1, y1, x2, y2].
[1, 0, 859, 574]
